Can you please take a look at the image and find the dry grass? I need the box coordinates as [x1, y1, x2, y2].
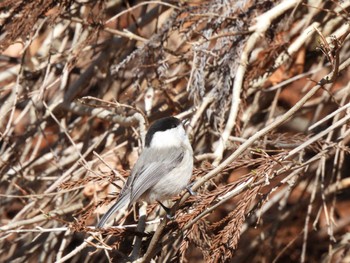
[1, 0, 350, 262]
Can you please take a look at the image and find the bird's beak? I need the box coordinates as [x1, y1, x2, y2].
[182, 118, 190, 128]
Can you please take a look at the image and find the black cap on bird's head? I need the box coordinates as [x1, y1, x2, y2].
[145, 117, 181, 147]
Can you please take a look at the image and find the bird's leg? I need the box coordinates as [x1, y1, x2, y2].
[185, 182, 197, 196]
[157, 201, 174, 219]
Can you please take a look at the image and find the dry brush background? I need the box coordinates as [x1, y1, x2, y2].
[0, 0, 350, 262]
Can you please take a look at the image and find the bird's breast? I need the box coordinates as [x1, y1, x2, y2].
[142, 149, 193, 203]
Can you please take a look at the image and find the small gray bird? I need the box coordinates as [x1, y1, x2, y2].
[96, 116, 193, 228]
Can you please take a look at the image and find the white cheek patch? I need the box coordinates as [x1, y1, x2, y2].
[150, 126, 185, 148]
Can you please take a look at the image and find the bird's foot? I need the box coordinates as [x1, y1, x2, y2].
[186, 182, 197, 196]
[157, 201, 175, 219]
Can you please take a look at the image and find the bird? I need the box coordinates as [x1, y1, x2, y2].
[96, 116, 193, 228]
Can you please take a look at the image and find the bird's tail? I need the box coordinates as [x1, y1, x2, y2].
[96, 193, 130, 228]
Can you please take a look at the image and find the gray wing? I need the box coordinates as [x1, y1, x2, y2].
[96, 147, 184, 228]
[122, 146, 184, 204]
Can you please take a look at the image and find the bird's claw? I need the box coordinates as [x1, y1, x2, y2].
[186, 182, 197, 196]
[157, 201, 174, 219]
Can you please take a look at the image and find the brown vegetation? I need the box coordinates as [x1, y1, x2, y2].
[0, 0, 350, 262]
